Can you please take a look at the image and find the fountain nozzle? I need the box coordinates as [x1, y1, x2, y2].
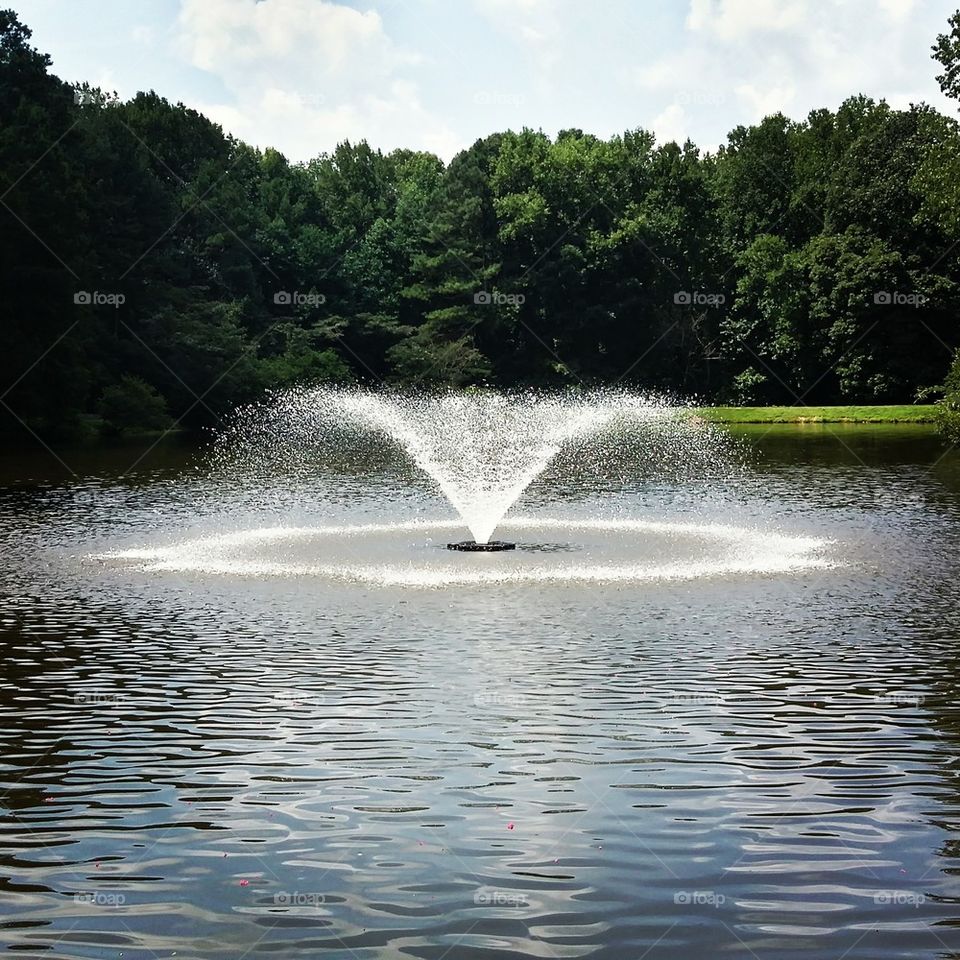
[447, 540, 516, 552]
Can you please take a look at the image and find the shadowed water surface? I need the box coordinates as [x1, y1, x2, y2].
[2, 423, 960, 958]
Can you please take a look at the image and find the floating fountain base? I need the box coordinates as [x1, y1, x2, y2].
[447, 540, 516, 552]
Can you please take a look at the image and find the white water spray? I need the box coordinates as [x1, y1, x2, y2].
[332, 391, 667, 543]
[100, 387, 833, 586]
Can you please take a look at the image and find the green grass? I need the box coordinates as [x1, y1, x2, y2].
[694, 404, 939, 424]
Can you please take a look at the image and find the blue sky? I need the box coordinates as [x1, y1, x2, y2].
[10, 0, 960, 161]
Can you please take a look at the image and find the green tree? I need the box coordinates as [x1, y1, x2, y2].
[0, 10, 91, 437]
[933, 10, 960, 102]
[99, 375, 173, 434]
[3, 7, 960, 441]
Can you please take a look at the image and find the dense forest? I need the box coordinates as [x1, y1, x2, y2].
[3, 8, 960, 441]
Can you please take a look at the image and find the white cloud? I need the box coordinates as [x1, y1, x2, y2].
[735, 82, 796, 120]
[93, 68, 123, 98]
[176, 0, 460, 160]
[131, 25, 156, 45]
[878, 0, 920, 22]
[638, 0, 957, 148]
[686, 0, 808, 40]
[179, 0, 408, 84]
[472, 0, 566, 81]
[651, 103, 689, 145]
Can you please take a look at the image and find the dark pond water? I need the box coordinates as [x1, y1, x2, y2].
[2, 424, 960, 959]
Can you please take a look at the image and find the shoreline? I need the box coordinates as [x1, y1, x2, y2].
[694, 405, 939, 424]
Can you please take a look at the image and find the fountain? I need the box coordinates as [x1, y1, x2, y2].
[101, 387, 834, 585]
[327, 390, 668, 550]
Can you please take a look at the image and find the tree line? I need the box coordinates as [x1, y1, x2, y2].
[2, 8, 960, 440]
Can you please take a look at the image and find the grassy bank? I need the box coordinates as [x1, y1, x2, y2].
[695, 405, 938, 424]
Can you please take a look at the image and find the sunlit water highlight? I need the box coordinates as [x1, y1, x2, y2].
[104, 517, 834, 586]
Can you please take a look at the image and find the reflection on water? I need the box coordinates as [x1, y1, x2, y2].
[97, 517, 832, 585]
[2, 424, 960, 958]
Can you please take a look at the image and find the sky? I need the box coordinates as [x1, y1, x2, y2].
[10, 0, 960, 162]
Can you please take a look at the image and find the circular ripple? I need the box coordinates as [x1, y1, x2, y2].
[98, 517, 834, 587]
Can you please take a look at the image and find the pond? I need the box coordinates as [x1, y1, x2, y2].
[2, 422, 960, 959]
